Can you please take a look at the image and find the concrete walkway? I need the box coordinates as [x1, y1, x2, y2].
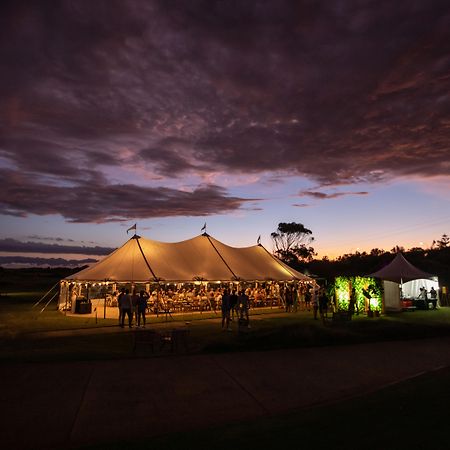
[2, 337, 450, 449]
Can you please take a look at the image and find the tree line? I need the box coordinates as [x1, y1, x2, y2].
[271, 222, 450, 286]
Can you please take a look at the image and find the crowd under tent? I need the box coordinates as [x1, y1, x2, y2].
[369, 253, 438, 312]
[58, 233, 314, 315]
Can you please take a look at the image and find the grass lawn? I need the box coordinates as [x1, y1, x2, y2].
[2, 290, 450, 362]
[81, 365, 450, 450]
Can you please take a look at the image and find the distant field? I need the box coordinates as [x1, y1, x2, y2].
[0, 267, 75, 294]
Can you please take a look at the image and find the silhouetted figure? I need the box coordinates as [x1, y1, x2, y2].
[430, 287, 437, 309]
[285, 287, 293, 312]
[119, 289, 133, 328]
[221, 289, 231, 331]
[305, 288, 311, 311]
[117, 288, 125, 326]
[238, 290, 251, 328]
[293, 287, 299, 312]
[131, 289, 139, 324]
[137, 290, 149, 327]
[312, 289, 319, 320]
[319, 289, 328, 319]
[230, 290, 238, 320]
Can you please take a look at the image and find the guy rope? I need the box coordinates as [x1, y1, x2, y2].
[32, 281, 60, 308]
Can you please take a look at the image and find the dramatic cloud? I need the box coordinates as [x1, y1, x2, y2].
[26, 235, 76, 243]
[0, 256, 96, 268]
[300, 191, 369, 200]
[0, 238, 114, 255]
[0, 168, 252, 222]
[1, 0, 449, 222]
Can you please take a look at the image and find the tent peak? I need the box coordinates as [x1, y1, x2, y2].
[65, 232, 313, 283]
[369, 252, 434, 283]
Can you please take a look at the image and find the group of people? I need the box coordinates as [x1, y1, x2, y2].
[110, 284, 284, 315]
[282, 285, 334, 320]
[160, 284, 282, 312]
[418, 286, 438, 309]
[282, 284, 326, 314]
[117, 288, 150, 328]
[113, 282, 325, 329]
[311, 288, 335, 320]
[220, 289, 250, 331]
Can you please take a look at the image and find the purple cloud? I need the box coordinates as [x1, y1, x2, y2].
[0, 168, 253, 222]
[0, 238, 114, 255]
[26, 235, 75, 243]
[0, 256, 97, 268]
[0, 0, 449, 222]
[299, 191, 369, 200]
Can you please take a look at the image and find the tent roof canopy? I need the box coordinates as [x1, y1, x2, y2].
[65, 233, 313, 283]
[369, 252, 435, 283]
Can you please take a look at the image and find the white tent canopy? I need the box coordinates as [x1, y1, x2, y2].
[369, 252, 434, 283]
[65, 234, 313, 283]
[369, 253, 438, 311]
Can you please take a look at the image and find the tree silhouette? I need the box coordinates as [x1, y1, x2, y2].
[271, 222, 315, 265]
[433, 234, 450, 249]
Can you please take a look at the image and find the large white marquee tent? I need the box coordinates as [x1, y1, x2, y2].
[65, 233, 312, 283]
[59, 233, 313, 312]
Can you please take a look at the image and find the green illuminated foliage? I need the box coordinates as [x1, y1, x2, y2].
[333, 276, 382, 311]
[335, 276, 350, 309]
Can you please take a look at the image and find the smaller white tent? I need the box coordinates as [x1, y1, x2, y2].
[369, 253, 438, 311]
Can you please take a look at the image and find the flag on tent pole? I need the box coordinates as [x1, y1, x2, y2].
[201, 222, 207, 233]
[257, 235, 261, 245]
[127, 224, 137, 234]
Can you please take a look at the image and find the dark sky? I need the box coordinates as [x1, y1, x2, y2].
[1, 0, 449, 258]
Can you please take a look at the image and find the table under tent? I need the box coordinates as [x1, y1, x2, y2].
[58, 233, 314, 318]
[369, 253, 439, 312]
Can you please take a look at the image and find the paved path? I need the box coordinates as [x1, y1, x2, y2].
[2, 337, 450, 449]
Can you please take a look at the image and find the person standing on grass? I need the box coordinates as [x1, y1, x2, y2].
[319, 288, 328, 320]
[137, 290, 149, 327]
[293, 286, 299, 313]
[221, 289, 232, 331]
[117, 287, 125, 326]
[119, 289, 133, 328]
[304, 286, 311, 311]
[131, 289, 140, 324]
[423, 287, 429, 309]
[311, 287, 319, 320]
[230, 289, 238, 320]
[430, 287, 438, 309]
[285, 287, 293, 313]
[238, 290, 251, 328]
